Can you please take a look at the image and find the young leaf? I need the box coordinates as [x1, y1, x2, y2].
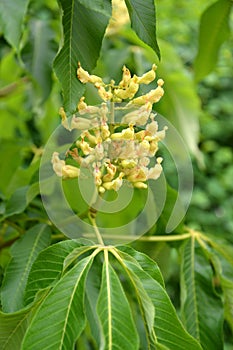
[24, 239, 84, 305]
[54, 0, 111, 113]
[21, 253, 95, 350]
[97, 250, 139, 350]
[118, 248, 202, 350]
[124, 0, 160, 59]
[1, 224, 51, 313]
[180, 237, 224, 350]
[194, 0, 232, 82]
[0, 0, 30, 50]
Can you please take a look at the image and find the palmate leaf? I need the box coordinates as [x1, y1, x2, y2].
[54, 0, 111, 114]
[0, 224, 51, 313]
[24, 239, 85, 305]
[97, 250, 139, 350]
[21, 253, 95, 350]
[0, 0, 29, 50]
[180, 237, 224, 350]
[116, 246, 202, 350]
[194, 0, 232, 82]
[125, 0, 160, 59]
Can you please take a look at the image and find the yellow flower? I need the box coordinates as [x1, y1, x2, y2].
[59, 107, 70, 130]
[77, 63, 102, 84]
[119, 65, 131, 88]
[51, 152, 65, 177]
[111, 124, 134, 140]
[62, 165, 80, 179]
[103, 172, 124, 191]
[135, 64, 157, 85]
[95, 83, 113, 101]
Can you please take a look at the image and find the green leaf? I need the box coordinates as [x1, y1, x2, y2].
[180, 237, 224, 350]
[3, 182, 40, 219]
[118, 248, 202, 350]
[97, 251, 139, 350]
[1, 224, 51, 313]
[78, 0, 111, 16]
[54, 0, 111, 113]
[0, 0, 30, 50]
[85, 258, 103, 348]
[21, 253, 95, 350]
[125, 0, 160, 59]
[0, 307, 32, 350]
[24, 239, 83, 305]
[117, 245, 164, 287]
[114, 249, 157, 347]
[206, 241, 233, 334]
[21, 17, 58, 103]
[4, 186, 29, 218]
[194, 0, 232, 82]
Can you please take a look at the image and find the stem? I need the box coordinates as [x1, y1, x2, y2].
[109, 101, 115, 124]
[83, 232, 192, 242]
[88, 213, 104, 245]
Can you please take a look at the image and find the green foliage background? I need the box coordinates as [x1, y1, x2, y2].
[0, 0, 233, 349]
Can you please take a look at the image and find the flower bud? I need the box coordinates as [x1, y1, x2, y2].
[51, 152, 65, 177]
[95, 83, 113, 101]
[133, 182, 148, 189]
[62, 165, 80, 179]
[59, 107, 70, 130]
[119, 66, 131, 88]
[77, 64, 90, 83]
[136, 64, 157, 85]
[103, 172, 124, 191]
[71, 116, 92, 130]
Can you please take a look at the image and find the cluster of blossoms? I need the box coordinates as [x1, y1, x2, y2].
[52, 63, 167, 193]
